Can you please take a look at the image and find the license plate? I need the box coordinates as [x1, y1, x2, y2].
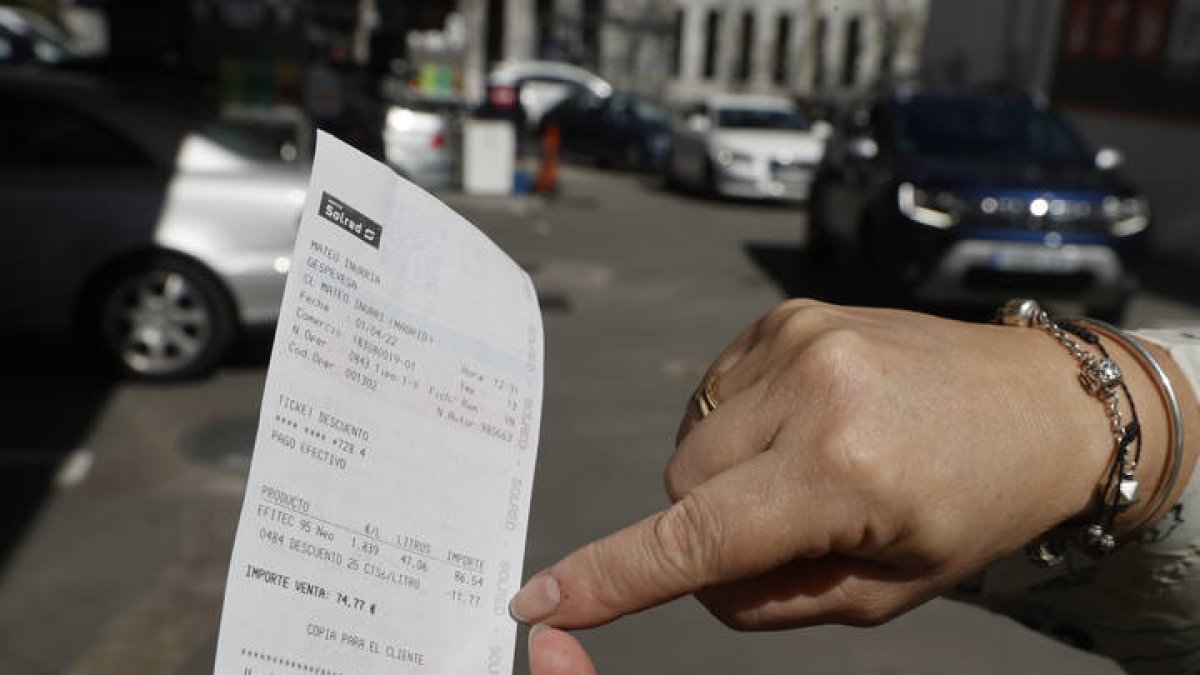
[989, 246, 1080, 273]
[772, 166, 811, 182]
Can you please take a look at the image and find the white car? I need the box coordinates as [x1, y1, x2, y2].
[383, 99, 458, 190]
[0, 70, 306, 379]
[664, 95, 825, 201]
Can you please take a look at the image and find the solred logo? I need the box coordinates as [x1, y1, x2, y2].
[318, 192, 382, 249]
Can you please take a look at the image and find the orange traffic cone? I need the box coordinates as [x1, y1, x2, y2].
[535, 121, 560, 197]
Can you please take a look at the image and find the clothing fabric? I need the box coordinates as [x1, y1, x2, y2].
[952, 328, 1200, 674]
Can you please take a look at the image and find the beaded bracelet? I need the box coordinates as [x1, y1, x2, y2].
[1061, 320, 1143, 552]
[996, 299, 1141, 567]
[1080, 319, 1185, 538]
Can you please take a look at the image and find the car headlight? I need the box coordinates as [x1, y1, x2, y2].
[1102, 195, 1150, 236]
[897, 182, 961, 229]
[386, 107, 416, 132]
[714, 147, 754, 168]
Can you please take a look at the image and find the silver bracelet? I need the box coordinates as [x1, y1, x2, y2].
[997, 299, 1141, 566]
[1080, 319, 1185, 537]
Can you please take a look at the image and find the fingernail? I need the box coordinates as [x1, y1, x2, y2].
[509, 572, 561, 624]
[526, 624, 548, 657]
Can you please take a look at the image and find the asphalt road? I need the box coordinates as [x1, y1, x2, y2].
[2, 165, 1197, 675]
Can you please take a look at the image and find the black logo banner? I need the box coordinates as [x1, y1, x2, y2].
[319, 192, 382, 249]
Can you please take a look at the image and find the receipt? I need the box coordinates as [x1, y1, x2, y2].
[214, 132, 543, 675]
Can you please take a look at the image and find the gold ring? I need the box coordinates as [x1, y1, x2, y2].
[693, 372, 721, 419]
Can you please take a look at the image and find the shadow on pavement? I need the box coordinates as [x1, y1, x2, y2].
[743, 241, 997, 324]
[0, 326, 275, 574]
[1138, 250, 1200, 311]
[0, 338, 115, 572]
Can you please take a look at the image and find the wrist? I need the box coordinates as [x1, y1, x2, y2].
[994, 300, 1192, 563]
[1100, 333, 1199, 539]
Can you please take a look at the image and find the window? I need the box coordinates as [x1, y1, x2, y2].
[735, 11, 754, 82]
[0, 94, 152, 167]
[813, 17, 827, 88]
[485, 0, 505, 66]
[703, 9, 721, 79]
[892, 97, 1091, 165]
[715, 107, 809, 131]
[583, 0, 602, 67]
[560, 89, 604, 115]
[842, 17, 862, 87]
[773, 14, 792, 85]
[670, 9, 683, 77]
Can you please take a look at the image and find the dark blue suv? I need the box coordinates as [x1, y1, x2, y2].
[808, 88, 1150, 320]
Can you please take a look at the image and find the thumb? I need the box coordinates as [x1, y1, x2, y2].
[510, 452, 841, 630]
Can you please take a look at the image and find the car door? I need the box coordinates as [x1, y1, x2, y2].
[0, 90, 169, 334]
[555, 90, 606, 159]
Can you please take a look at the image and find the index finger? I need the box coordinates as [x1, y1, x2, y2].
[509, 450, 849, 630]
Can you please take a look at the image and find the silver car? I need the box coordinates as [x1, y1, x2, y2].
[383, 99, 458, 190]
[0, 71, 305, 379]
[665, 94, 825, 201]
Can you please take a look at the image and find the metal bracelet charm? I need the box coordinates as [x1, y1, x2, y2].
[997, 299, 1142, 566]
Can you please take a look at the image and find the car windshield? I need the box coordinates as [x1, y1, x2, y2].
[893, 97, 1091, 165]
[200, 119, 293, 162]
[715, 107, 809, 130]
[629, 98, 667, 124]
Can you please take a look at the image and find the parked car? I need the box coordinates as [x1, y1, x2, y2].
[539, 89, 671, 171]
[382, 97, 459, 190]
[663, 94, 825, 201]
[808, 87, 1150, 320]
[0, 6, 81, 65]
[220, 103, 314, 164]
[478, 59, 612, 133]
[0, 70, 306, 379]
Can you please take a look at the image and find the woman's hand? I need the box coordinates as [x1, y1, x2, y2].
[516, 300, 1192, 672]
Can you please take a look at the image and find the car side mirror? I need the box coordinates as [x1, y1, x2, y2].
[686, 113, 711, 133]
[1095, 147, 1123, 171]
[847, 137, 879, 161]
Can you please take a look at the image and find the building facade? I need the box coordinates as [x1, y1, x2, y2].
[458, 0, 928, 103]
[667, 0, 928, 101]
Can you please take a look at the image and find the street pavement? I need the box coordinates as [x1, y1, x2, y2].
[2, 164, 1196, 675]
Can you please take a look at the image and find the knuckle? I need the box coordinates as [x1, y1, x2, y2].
[649, 494, 723, 587]
[794, 327, 872, 382]
[820, 425, 893, 489]
[807, 422, 904, 540]
[761, 299, 824, 338]
[662, 455, 689, 503]
[771, 327, 878, 421]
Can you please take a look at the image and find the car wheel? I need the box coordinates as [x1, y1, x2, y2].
[87, 254, 236, 380]
[661, 151, 680, 191]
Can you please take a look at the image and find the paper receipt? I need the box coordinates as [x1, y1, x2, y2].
[214, 132, 543, 675]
